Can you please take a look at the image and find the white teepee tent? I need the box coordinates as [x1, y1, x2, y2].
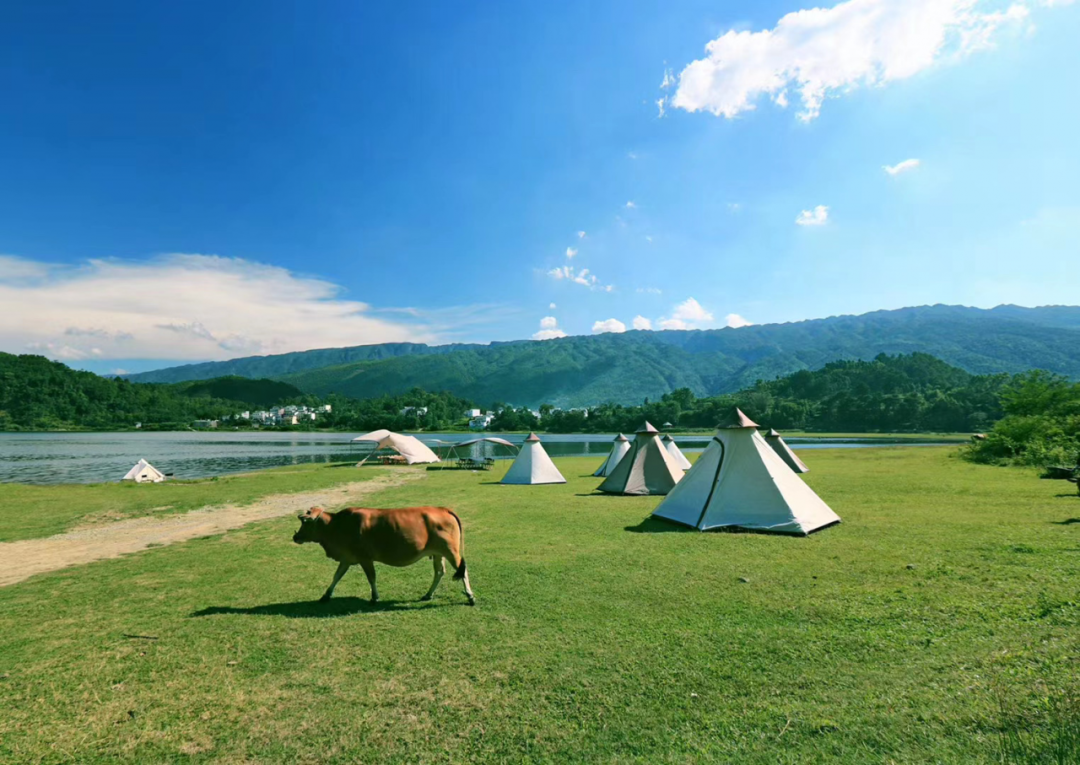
[501, 433, 566, 485]
[764, 428, 809, 473]
[597, 422, 683, 496]
[651, 409, 840, 535]
[593, 433, 631, 477]
[122, 459, 165, 483]
[661, 434, 692, 470]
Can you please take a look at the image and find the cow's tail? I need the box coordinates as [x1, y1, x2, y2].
[448, 509, 468, 580]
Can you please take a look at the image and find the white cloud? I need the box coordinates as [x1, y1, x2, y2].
[884, 158, 921, 175]
[592, 318, 627, 334]
[671, 297, 714, 324]
[0, 253, 439, 363]
[111, 368, 130, 376]
[577, 230, 587, 239]
[625, 201, 637, 209]
[532, 316, 567, 340]
[658, 318, 689, 330]
[636, 287, 662, 294]
[725, 313, 753, 328]
[566, 247, 578, 258]
[546, 264, 612, 292]
[796, 205, 830, 226]
[656, 97, 667, 118]
[660, 68, 675, 89]
[549, 302, 557, 309]
[672, 0, 1032, 122]
[632, 316, 653, 330]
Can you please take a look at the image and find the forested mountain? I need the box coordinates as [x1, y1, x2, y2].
[125, 304, 1080, 406]
[0, 355, 304, 430]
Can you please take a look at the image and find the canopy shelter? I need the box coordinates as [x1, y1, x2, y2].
[597, 421, 684, 496]
[352, 430, 440, 465]
[593, 433, 631, 477]
[442, 437, 518, 470]
[764, 428, 809, 473]
[661, 434, 692, 470]
[122, 459, 165, 483]
[501, 433, 566, 485]
[651, 408, 840, 535]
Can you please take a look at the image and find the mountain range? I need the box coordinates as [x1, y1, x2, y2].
[125, 304, 1080, 407]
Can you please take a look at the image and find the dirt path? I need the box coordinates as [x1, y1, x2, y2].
[0, 470, 424, 588]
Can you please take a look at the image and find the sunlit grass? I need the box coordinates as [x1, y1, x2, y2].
[0, 447, 1077, 763]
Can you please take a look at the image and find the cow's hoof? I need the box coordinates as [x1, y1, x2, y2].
[370, 597, 379, 605]
[420, 595, 433, 602]
[467, 597, 476, 606]
[319, 595, 331, 603]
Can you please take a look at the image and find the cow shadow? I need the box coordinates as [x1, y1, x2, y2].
[1052, 518, 1080, 525]
[624, 517, 692, 533]
[190, 597, 442, 619]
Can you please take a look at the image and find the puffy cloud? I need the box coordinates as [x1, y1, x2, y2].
[625, 200, 637, 209]
[796, 205, 830, 226]
[884, 158, 921, 175]
[546, 264, 612, 291]
[549, 302, 557, 309]
[0, 253, 437, 363]
[725, 313, 753, 328]
[658, 318, 689, 330]
[632, 315, 653, 330]
[671, 297, 714, 324]
[532, 316, 567, 340]
[672, 0, 1031, 122]
[592, 318, 627, 334]
[566, 247, 578, 258]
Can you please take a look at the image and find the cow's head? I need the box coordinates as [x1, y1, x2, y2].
[293, 506, 326, 544]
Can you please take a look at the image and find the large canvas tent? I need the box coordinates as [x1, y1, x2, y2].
[122, 459, 165, 483]
[597, 421, 684, 496]
[593, 433, 631, 477]
[651, 409, 840, 535]
[661, 434, 692, 470]
[352, 430, 440, 465]
[501, 433, 566, 485]
[764, 428, 809, 473]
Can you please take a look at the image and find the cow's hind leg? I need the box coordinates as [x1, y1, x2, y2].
[452, 557, 476, 606]
[320, 561, 351, 602]
[359, 559, 379, 603]
[421, 556, 445, 601]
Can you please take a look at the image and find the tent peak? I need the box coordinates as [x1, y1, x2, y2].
[525, 432, 541, 442]
[615, 433, 629, 442]
[766, 428, 781, 437]
[635, 421, 659, 434]
[716, 407, 759, 429]
[661, 434, 675, 442]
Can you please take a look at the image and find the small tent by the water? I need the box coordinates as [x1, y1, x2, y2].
[661, 434, 692, 470]
[651, 408, 839, 535]
[352, 430, 440, 465]
[597, 422, 684, 496]
[122, 459, 165, 483]
[764, 428, 809, 473]
[593, 433, 631, 477]
[501, 433, 566, 485]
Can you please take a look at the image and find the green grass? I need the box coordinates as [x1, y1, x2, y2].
[1, 448, 1078, 763]
[0, 462, 384, 542]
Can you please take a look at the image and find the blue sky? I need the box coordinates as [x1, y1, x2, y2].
[2, 0, 1079, 374]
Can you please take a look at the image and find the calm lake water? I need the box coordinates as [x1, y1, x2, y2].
[0, 431, 947, 486]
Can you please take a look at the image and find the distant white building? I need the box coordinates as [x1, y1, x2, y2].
[469, 413, 495, 430]
[466, 408, 481, 419]
[320, 404, 332, 413]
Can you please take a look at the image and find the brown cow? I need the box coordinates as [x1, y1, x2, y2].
[293, 506, 476, 605]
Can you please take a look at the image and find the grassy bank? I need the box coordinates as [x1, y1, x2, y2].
[0, 462, 383, 542]
[1, 447, 1077, 763]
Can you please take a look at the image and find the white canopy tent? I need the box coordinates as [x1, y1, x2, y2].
[352, 430, 440, 465]
[442, 437, 518, 469]
[597, 422, 684, 496]
[593, 433, 631, 477]
[501, 433, 566, 485]
[651, 409, 840, 535]
[661, 434, 692, 470]
[764, 428, 809, 473]
[122, 459, 165, 483]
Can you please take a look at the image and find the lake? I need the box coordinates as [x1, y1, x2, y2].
[0, 431, 948, 485]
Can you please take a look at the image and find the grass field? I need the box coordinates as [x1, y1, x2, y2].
[0, 463, 385, 543]
[1, 447, 1077, 763]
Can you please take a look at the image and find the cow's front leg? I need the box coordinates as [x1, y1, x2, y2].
[421, 556, 445, 601]
[320, 561, 351, 602]
[359, 559, 379, 603]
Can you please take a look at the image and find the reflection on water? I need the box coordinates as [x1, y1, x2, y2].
[0, 431, 943, 486]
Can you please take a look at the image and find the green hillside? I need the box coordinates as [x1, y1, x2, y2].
[169, 376, 302, 408]
[277, 305, 1080, 406]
